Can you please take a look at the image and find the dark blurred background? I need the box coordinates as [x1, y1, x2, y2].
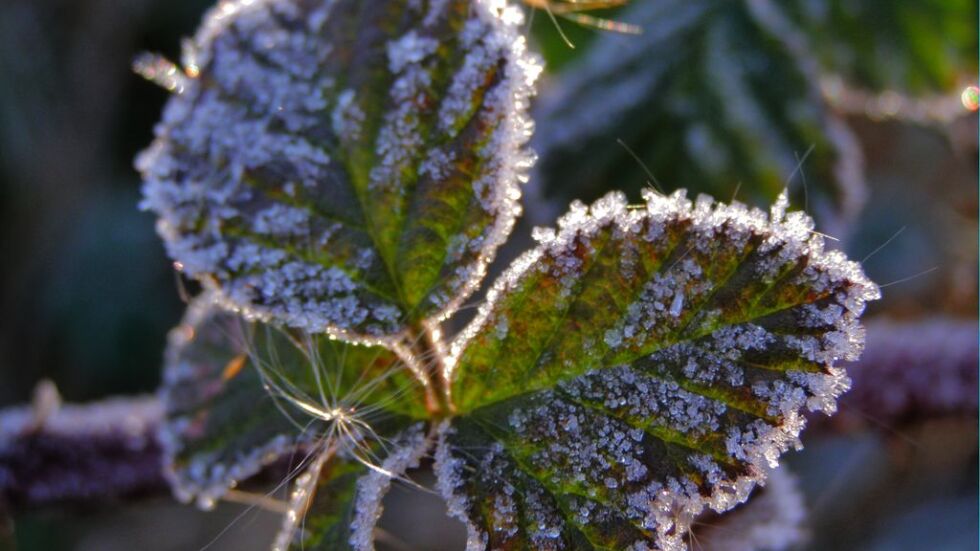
[0, 0, 212, 406]
[0, 1, 976, 550]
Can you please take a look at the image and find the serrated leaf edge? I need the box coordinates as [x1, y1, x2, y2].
[450, 188, 879, 389]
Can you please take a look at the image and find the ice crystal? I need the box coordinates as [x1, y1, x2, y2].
[433, 422, 490, 551]
[0, 392, 159, 444]
[271, 446, 332, 551]
[348, 424, 430, 550]
[271, 423, 431, 551]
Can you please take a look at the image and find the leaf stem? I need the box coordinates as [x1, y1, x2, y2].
[396, 323, 453, 418]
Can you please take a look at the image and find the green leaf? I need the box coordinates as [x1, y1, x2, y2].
[273, 423, 432, 551]
[138, 0, 540, 339]
[768, 0, 978, 94]
[531, 0, 865, 235]
[159, 294, 425, 509]
[437, 190, 878, 550]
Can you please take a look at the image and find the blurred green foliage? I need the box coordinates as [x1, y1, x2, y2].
[781, 0, 978, 94]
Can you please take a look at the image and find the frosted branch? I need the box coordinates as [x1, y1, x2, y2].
[0, 388, 163, 508]
[840, 317, 979, 421]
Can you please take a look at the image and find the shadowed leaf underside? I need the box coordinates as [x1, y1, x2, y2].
[159, 294, 425, 510]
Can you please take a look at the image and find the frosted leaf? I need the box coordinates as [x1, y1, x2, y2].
[159, 294, 424, 510]
[138, 0, 541, 339]
[272, 423, 432, 551]
[530, 0, 865, 237]
[438, 190, 877, 550]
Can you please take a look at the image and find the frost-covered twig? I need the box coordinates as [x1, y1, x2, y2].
[0, 386, 164, 508]
[820, 75, 975, 126]
[838, 317, 979, 422]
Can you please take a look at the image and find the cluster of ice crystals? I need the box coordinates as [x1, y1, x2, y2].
[476, 442, 524, 540]
[692, 467, 806, 551]
[331, 88, 364, 141]
[436, 422, 651, 550]
[560, 367, 727, 436]
[523, 482, 566, 547]
[369, 30, 438, 198]
[609, 256, 711, 350]
[647, 324, 776, 389]
[139, 0, 541, 338]
[0, 388, 159, 446]
[438, 381, 784, 548]
[138, 0, 390, 335]
[272, 446, 333, 551]
[454, 186, 875, 367]
[508, 391, 657, 496]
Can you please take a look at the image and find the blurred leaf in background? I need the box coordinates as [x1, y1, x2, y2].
[777, 0, 978, 94]
[525, 0, 629, 71]
[529, 0, 867, 237]
[526, 0, 978, 241]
